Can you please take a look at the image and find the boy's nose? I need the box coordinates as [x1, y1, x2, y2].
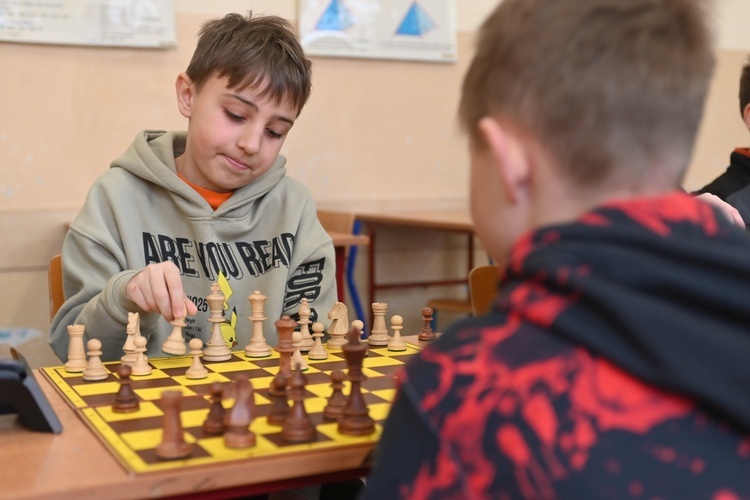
[237, 128, 262, 155]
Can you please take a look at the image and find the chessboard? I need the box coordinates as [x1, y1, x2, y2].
[40, 343, 420, 475]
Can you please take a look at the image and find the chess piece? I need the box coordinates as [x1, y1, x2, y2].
[266, 372, 291, 426]
[322, 370, 347, 422]
[244, 290, 272, 358]
[162, 316, 188, 355]
[275, 316, 296, 379]
[64, 324, 87, 373]
[121, 312, 139, 365]
[387, 315, 407, 351]
[202, 382, 225, 435]
[292, 344, 308, 371]
[418, 306, 437, 341]
[203, 283, 232, 362]
[155, 390, 192, 460]
[224, 376, 256, 448]
[367, 302, 391, 346]
[281, 364, 316, 443]
[307, 322, 328, 360]
[112, 364, 139, 413]
[82, 338, 109, 381]
[130, 335, 152, 376]
[338, 327, 376, 436]
[352, 320, 365, 338]
[297, 298, 315, 352]
[185, 338, 208, 379]
[326, 301, 350, 351]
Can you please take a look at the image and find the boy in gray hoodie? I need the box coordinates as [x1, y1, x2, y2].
[50, 12, 336, 361]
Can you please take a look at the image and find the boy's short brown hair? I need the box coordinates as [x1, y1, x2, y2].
[739, 56, 750, 115]
[459, 0, 715, 186]
[186, 12, 312, 115]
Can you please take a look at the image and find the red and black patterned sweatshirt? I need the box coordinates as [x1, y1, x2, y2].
[365, 192, 750, 499]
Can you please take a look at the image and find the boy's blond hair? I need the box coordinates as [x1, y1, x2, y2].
[459, 0, 715, 186]
[186, 12, 312, 115]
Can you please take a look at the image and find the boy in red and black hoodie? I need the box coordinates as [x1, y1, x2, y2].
[365, 0, 750, 498]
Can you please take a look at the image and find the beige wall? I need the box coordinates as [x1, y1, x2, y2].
[1, 1, 748, 365]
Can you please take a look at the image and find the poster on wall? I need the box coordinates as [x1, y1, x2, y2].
[0, 0, 175, 48]
[298, 0, 457, 63]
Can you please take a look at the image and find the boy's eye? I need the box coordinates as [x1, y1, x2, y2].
[266, 129, 283, 139]
[224, 109, 244, 122]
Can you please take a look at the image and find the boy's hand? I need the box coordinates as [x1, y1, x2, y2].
[696, 193, 745, 227]
[126, 262, 199, 321]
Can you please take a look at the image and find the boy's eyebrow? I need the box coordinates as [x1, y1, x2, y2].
[227, 93, 295, 125]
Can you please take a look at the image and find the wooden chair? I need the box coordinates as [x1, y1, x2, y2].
[48, 254, 64, 322]
[469, 264, 500, 316]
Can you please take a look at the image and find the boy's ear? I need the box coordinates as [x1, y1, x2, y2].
[175, 73, 194, 119]
[743, 103, 750, 133]
[477, 117, 530, 204]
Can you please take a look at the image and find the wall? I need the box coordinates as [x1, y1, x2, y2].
[0, 1, 748, 365]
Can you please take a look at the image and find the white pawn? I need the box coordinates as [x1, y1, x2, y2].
[162, 316, 187, 355]
[65, 324, 87, 373]
[130, 335, 152, 376]
[307, 322, 328, 360]
[185, 338, 208, 379]
[352, 319, 365, 338]
[82, 338, 109, 381]
[387, 315, 407, 352]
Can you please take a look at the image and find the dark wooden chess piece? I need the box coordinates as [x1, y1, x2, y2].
[323, 370, 347, 422]
[275, 316, 296, 380]
[202, 382, 225, 435]
[155, 390, 192, 460]
[224, 376, 256, 448]
[266, 371, 290, 426]
[112, 364, 139, 413]
[280, 364, 316, 443]
[418, 306, 437, 341]
[338, 327, 376, 436]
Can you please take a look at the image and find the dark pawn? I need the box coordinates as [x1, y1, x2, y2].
[202, 382, 225, 435]
[155, 390, 192, 460]
[224, 376, 256, 448]
[267, 371, 290, 426]
[112, 364, 139, 413]
[280, 364, 316, 443]
[323, 370, 347, 422]
[338, 327, 375, 436]
[418, 306, 437, 341]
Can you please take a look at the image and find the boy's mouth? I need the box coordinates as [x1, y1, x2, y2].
[224, 154, 251, 171]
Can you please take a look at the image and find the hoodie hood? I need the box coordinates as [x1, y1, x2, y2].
[499, 191, 750, 431]
[110, 130, 287, 216]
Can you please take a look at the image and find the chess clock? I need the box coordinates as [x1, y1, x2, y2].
[0, 348, 62, 433]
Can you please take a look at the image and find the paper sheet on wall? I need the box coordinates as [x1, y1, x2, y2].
[0, 0, 175, 48]
[298, 0, 457, 63]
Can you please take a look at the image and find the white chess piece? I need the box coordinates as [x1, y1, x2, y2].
[387, 315, 407, 352]
[307, 322, 328, 360]
[82, 338, 109, 381]
[65, 324, 87, 373]
[244, 290, 272, 358]
[185, 338, 209, 379]
[203, 283, 232, 362]
[130, 335, 152, 376]
[162, 316, 188, 355]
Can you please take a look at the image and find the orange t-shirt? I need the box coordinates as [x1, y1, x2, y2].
[177, 173, 232, 210]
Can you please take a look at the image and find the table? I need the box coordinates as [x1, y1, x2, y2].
[317, 200, 476, 328]
[0, 335, 429, 500]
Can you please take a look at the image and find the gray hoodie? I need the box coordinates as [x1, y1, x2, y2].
[49, 130, 336, 361]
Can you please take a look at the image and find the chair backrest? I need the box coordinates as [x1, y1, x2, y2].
[469, 264, 500, 316]
[48, 254, 64, 321]
[316, 209, 356, 234]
